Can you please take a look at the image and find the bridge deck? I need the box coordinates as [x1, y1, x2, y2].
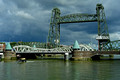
[16, 51, 120, 55]
[92, 51, 120, 55]
[16, 51, 72, 54]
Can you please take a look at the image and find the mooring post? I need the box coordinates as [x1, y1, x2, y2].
[64, 53, 69, 61]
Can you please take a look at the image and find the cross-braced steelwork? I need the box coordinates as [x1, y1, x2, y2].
[47, 8, 60, 48]
[96, 4, 110, 50]
[102, 40, 120, 51]
[47, 4, 110, 50]
[59, 14, 97, 23]
[13, 45, 72, 53]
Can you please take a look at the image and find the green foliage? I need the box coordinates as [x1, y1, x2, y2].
[10, 42, 17, 48]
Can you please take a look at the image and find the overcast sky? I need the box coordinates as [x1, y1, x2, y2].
[0, 0, 120, 45]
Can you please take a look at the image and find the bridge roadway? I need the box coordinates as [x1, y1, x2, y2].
[72, 51, 120, 58]
[16, 51, 72, 54]
[92, 51, 120, 55]
[15, 50, 120, 60]
[16, 51, 120, 55]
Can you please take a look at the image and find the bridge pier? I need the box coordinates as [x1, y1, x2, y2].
[4, 42, 16, 60]
[72, 50, 93, 60]
[64, 53, 69, 61]
[71, 40, 93, 60]
[4, 51, 16, 60]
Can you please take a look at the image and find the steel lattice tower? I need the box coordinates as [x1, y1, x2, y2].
[96, 4, 110, 50]
[47, 8, 61, 48]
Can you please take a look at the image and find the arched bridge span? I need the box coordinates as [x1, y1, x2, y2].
[13, 44, 94, 53]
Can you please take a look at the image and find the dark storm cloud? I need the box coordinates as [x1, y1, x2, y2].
[0, 0, 120, 44]
[0, 0, 50, 42]
[4, 0, 39, 9]
[61, 22, 98, 34]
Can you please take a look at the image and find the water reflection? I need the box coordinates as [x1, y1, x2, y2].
[0, 60, 120, 80]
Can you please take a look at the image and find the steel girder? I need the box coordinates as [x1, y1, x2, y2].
[96, 4, 110, 51]
[102, 40, 120, 51]
[59, 14, 97, 23]
[96, 4, 109, 36]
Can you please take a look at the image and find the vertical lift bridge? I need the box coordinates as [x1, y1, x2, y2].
[47, 4, 110, 50]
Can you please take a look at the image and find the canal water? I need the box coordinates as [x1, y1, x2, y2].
[0, 60, 120, 80]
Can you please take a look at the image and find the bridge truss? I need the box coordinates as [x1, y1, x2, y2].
[13, 44, 94, 53]
[102, 40, 120, 51]
[13, 45, 72, 53]
[47, 4, 110, 50]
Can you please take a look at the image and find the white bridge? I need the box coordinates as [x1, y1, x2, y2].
[13, 44, 94, 54]
[13, 45, 72, 53]
[79, 44, 94, 51]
